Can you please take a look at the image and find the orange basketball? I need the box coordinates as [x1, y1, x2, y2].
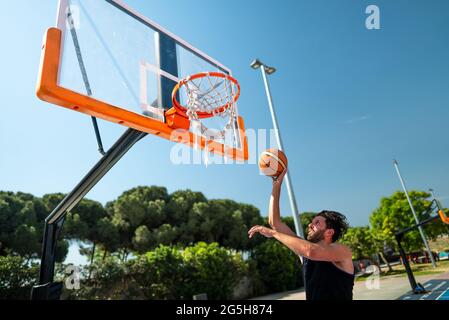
[258, 148, 288, 177]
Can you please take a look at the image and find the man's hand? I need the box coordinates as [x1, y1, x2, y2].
[248, 225, 276, 239]
[272, 168, 287, 189]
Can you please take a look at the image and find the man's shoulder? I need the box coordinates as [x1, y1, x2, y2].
[331, 242, 350, 250]
[331, 242, 353, 257]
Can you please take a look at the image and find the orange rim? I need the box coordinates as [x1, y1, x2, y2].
[171, 72, 240, 119]
[438, 210, 449, 225]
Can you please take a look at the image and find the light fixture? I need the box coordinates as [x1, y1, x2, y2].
[250, 59, 276, 75]
[250, 59, 262, 69]
[264, 66, 276, 75]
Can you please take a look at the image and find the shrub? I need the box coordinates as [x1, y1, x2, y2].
[0, 255, 39, 299]
[248, 241, 303, 296]
[62, 256, 127, 300]
[181, 242, 247, 300]
[130, 244, 186, 299]
[64, 243, 247, 300]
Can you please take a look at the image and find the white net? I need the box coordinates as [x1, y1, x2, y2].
[176, 73, 239, 145]
[183, 73, 237, 115]
[174, 72, 241, 163]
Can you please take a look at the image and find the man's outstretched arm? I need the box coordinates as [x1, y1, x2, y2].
[268, 169, 298, 238]
[248, 226, 351, 262]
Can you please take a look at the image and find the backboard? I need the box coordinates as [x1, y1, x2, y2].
[37, 0, 248, 160]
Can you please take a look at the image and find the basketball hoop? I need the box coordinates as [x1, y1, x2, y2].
[438, 209, 449, 225]
[172, 72, 240, 119]
[165, 72, 242, 164]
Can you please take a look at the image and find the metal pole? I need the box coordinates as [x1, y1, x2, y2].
[393, 160, 436, 268]
[31, 128, 147, 299]
[260, 66, 304, 239]
[395, 234, 425, 294]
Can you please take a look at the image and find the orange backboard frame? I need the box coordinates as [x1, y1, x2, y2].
[438, 209, 449, 225]
[37, 27, 249, 161]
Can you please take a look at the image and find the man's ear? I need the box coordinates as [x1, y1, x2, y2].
[325, 228, 335, 240]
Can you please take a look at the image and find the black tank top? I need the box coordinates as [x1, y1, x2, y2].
[303, 258, 354, 300]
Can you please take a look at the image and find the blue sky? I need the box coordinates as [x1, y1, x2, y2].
[1, 0, 449, 244]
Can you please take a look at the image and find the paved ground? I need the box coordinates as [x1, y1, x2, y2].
[251, 271, 449, 300]
[398, 272, 449, 300]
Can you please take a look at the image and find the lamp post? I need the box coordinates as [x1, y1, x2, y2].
[251, 59, 304, 239]
[393, 160, 436, 268]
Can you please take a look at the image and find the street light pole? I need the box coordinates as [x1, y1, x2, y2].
[251, 59, 304, 239]
[393, 160, 436, 268]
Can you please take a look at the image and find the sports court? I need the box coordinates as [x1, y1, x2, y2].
[399, 272, 449, 300]
[0, 0, 448, 302]
[251, 270, 449, 301]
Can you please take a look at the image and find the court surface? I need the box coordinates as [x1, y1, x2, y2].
[398, 271, 449, 300]
[251, 270, 449, 300]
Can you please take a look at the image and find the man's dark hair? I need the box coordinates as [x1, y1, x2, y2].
[316, 210, 349, 242]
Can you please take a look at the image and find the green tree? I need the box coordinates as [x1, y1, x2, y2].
[281, 212, 317, 238]
[341, 227, 375, 261]
[179, 199, 264, 250]
[165, 189, 207, 226]
[370, 229, 394, 272]
[12, 224, 40, 258]
[151, 224, 178, 246]
[109, 186, 169, 256]
[65, 199, 109, 266]
[42, 194, 108, 265]
[0, 192, 58, 259]
[96, 216, 120, 255]
[0, 255, 40, 299]
[132, 225, 152, 253]
[41, 193, 66, 212]
[181, 242, 246, 299]
[103, 186, 265, 253]
[115, 186, 168, 227]
[131, 244, 186, 299]
[68, 243, 247, 300]
[370, 191, 446, 253]
[249, 240, 303, 295]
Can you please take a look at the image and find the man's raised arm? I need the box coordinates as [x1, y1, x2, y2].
[268, 169, 299, 238]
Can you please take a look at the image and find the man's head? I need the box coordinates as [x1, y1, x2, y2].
[306, 210, 349, 243]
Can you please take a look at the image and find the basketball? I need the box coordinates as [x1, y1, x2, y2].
[258, 148, 288, 177]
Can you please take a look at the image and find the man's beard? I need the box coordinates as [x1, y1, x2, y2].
[307, 229, 325, 243]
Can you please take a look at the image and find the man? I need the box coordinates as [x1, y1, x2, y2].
[248, 169, 354, 300]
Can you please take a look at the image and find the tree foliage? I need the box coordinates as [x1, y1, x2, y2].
[0, 255, 39, 299]
[281, 212, 317, 237]
[102, 186, 265, 254]
[341, 227, 376, 260]
[65, 243, 246, 300]
[370, 191, 447, 252]
[248, 240, 303, 295]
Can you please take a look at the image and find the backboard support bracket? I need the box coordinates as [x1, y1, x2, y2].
[31, 128, 147, 300]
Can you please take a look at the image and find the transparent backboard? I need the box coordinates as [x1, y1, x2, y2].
[54, 0, 245, 156]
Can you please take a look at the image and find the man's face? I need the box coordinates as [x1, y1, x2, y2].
[306, 216, 328, 243]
